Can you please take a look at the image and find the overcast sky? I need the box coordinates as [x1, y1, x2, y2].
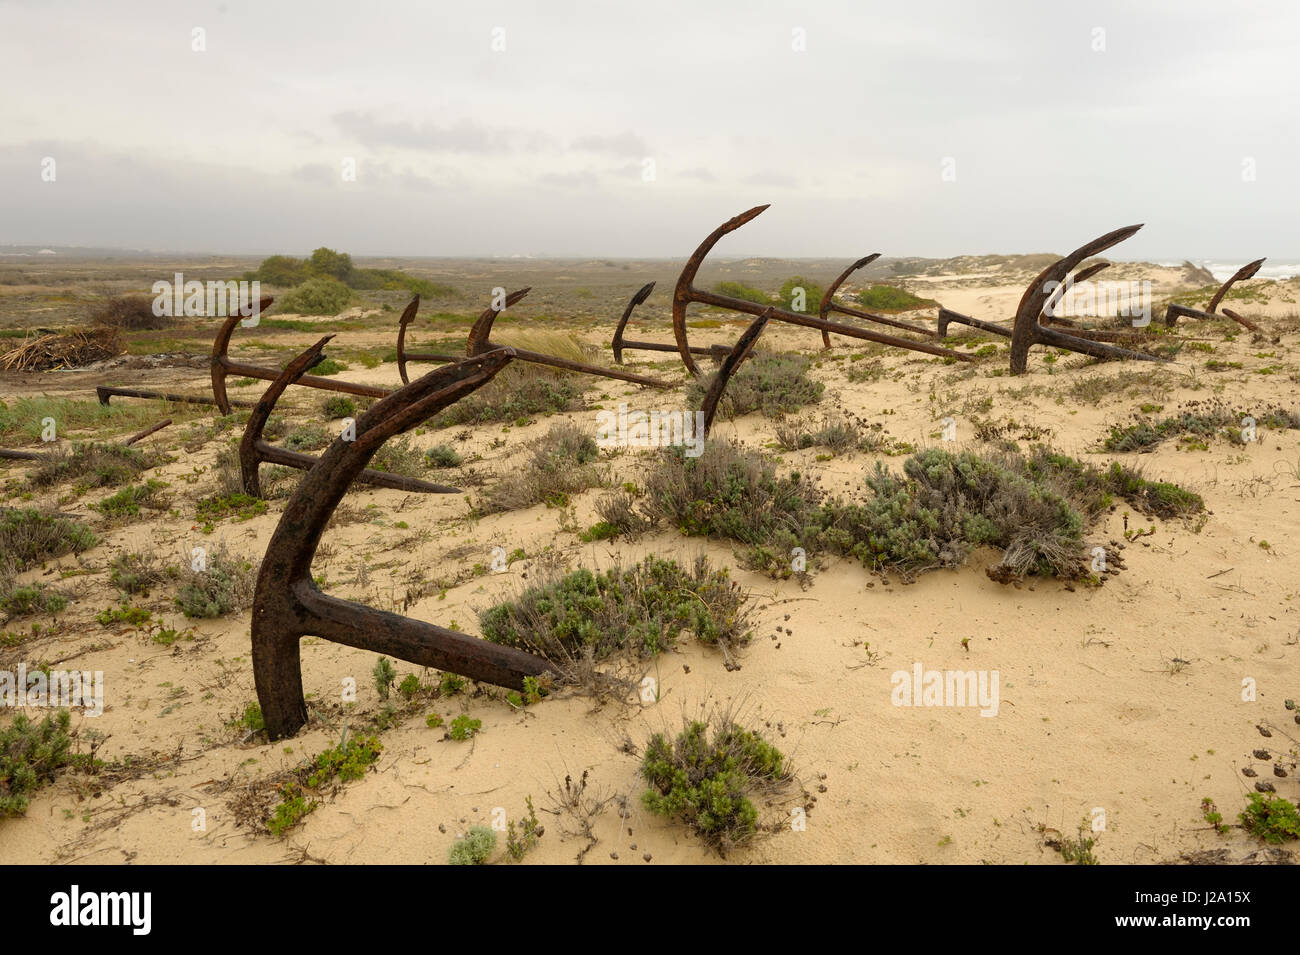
[1, 0, 1296, 259]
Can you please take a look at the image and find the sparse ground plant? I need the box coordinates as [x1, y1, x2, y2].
[0, 582, 68, 620]
[0, 710, 73, 817]
[373, 657, 397, 700]
[28, 442, 163, 492]
[448, 824, 496, 864]
[425, 444, 462, 468]
[173, 545, 257, 618]
[641, 711, 794, 856]
[480, 554, 752, 666]
[481, 422, 602, 513]
[506, 796, 543, 861]
[1239, 793, 1300, 844]
[108, 550, 173, 597]
[448, 714, 482, 741]
[774, 415, 858, 454]
[369, 435, 424, 477]
[687, 350, 824, 419]
[0, 509, 97, 572]
[321, 395, 356, 419]
[195, 492, 267, 529]
[92, 479, 170, 521]
[432, 360, 588, 427]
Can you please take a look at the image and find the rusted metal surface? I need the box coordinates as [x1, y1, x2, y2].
[464, 287, 671, 388]
[251, 349, 562, 741]
[1165, 258, 1266, 327]
[940, 262, 1113, 337]
[699, 309, 772, 437]
[210, 297, 391, 415]
[1219, 307, 1262, 332]
[609, 282, 734, 366]
[395, 296, 456, 384]
[96, 384, 253, 409]
[239, 335, 459, 498]
[394, 286, 672, 388]
[1008, 225, 1165, 375]
[1038, 262, 1111, 327]
[817, 254, 939, 346]
[122, 419, 173, 446]
[671, 206, 973, 377]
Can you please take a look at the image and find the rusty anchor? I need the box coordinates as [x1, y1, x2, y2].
[210, 297, 392, 415]
[238, 335, 461, 498]
[1164, 258, 1266, 331]
[251, 349, 563, 741]
[248, 301, 774, 739]
[935, 226, 1170, 374]
[610, 281, 732, 366]
[816, 254, 940, 348]
[671, 206, 974, 378]
[397, 288, 673, 388]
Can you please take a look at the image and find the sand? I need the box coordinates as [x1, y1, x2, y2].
[2, 264, 1298, 865]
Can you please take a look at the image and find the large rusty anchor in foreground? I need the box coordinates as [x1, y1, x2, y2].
[251, 315, 771, 740]
[1164, 258, 1266, 332]
[251, 350, 562, 740]
[398, 288, 671, 387]
[671, 205, 973, 377]
[937, 225, 1171, 374]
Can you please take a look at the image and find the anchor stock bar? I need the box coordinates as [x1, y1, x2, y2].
[671, 206, 973, 377]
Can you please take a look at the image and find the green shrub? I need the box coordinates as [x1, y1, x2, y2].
[283, 424, 332, 452]
[687, 351, 823, 419]
[448, 825, 497, 865]
[778, 276, 825, 314]
[1239, 792, 1300, 844]
[638, 443, 1203, 581]
[28, 443, 161, 491]
[321, 395, 356, 419]
[448, 714, 482, 741]
[713, 281, 771, 305]
[425, 444, 463, 468]
[92, 479, 169, 520]
[856, 285, 936, 311]
[482, 422, 602, 513]
[0, 509, 97, 572]
[275, 277, 352, 316]
[641, 717, 789, 855]
[0, 710, 73, 817]
[434, 376, 585, 427]
[0, 583, 67, 619]
[173, 545, 257, 618]
[480, 554, 752, 663]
